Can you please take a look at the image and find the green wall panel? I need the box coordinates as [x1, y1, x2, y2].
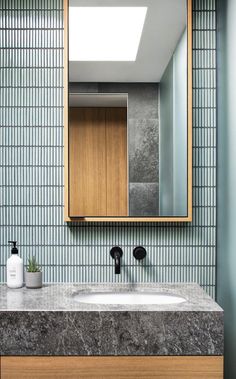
[0, 0, 216, 298]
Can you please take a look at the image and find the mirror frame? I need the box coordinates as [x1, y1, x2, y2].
[64, 0, 192, 222]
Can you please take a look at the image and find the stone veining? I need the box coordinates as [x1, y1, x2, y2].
[0, 283, 223, 356]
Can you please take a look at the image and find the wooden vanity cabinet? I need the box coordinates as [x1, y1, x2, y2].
[0, 356, 223, 379]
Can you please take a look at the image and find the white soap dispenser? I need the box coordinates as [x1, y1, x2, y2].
[7, 241, 23, 288]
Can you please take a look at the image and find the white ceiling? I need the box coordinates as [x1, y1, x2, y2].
[69, 0, 186, 83]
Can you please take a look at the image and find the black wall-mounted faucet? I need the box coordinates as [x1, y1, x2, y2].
[110, 246, 123, 274]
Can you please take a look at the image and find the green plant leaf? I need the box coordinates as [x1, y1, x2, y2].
[27, 256, 41, 272]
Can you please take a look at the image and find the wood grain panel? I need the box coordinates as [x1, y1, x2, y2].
[187, 0, 193, 222]
[1, 356, 223, 379]
[64, 0, 69, 220]
[106, 108, 128, 216]
[65, 216, 193, 222]
[69, 107, 127, 217]
[69, 108, 107, 216]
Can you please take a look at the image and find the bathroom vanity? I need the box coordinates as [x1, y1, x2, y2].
[0, 283, 223, 378]
[0, 0, 221, 377]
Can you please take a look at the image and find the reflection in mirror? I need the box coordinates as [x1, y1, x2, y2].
[68, 0, 188, 218]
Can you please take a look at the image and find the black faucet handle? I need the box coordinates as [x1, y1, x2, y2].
[133, 246, 147, 260]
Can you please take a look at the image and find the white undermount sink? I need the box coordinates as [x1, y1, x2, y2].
[73, 291, 187, 305]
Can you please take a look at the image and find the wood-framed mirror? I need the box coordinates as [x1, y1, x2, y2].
[64, 0, 192, 222]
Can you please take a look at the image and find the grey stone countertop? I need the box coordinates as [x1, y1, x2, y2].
[0, 283, 223, 356]
[0, 283, 222, 312]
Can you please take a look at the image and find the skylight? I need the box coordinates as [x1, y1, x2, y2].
[69, 7, 147, 61]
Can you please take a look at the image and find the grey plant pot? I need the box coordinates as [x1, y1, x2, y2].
[25, 271, 42, 289]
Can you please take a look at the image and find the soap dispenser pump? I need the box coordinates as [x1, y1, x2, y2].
[7, 241, 23, 288]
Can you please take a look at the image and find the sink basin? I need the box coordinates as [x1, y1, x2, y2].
[73, 291, 186, 305]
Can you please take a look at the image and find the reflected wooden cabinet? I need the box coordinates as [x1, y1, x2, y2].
[0, 356, 223, 379]
[69, 107, 127, 217]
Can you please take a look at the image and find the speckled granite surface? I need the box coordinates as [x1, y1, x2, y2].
[0, 283, 223, 356]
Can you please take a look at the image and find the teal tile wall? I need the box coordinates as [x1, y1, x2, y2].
[0, 0, 216, 297]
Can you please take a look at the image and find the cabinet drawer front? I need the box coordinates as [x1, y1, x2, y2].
[1, 356, 223, 379]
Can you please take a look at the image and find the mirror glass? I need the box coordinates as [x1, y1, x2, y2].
[68, 0, 188, 218]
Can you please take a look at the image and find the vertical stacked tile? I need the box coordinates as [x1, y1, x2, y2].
[0, 0, 216, 298]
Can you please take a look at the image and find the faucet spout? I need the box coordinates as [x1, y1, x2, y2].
[110, 247, 123, 275]
[114, 252, 121, 274]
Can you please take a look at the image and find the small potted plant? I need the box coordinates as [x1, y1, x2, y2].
[25, 256, 42, 289]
